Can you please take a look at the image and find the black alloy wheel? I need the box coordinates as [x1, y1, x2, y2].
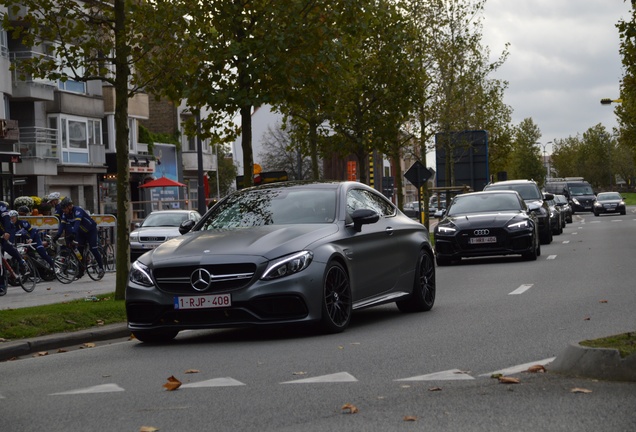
[320, 261, 352, 333]
[397, 249, 436, 312]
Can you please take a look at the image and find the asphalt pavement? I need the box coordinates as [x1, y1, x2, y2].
[1, 248, 634, 382]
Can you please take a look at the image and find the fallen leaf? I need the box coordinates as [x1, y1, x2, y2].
[140, 427, 159, 432]
[57, 348, 67, 353]
[292, 371, 307, 376]
[46, 287, 51, 290]
[571, 387, 592, 394]
[598, 300, 608, 303]
[428, 387, 443, 392]
[96, 320, 105, 326]
[82, 343, 96, 348]
[184, 369, 200, 374]
[498, 376, 520, 384]
[35, 351, 48, 357]
[163, 375, 182, 391]
[403, 416, 418, 422]
[341, 403, 358, 414]
[338, 345, 344, 350]
[584, 316, 591, 321]
[490, 373, 503, 379]
[527, 365, 546, 373]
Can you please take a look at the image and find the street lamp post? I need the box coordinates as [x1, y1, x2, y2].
[537, 141, 552, 179]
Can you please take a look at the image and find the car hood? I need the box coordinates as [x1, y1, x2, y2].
[132, 226, 180, 235]
[441, 212, 524, 229]
[597, 199, 622, 204]
[146, 224, 339, 264]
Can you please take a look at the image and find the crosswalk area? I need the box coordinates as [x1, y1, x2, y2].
[0, 357, 555, 398]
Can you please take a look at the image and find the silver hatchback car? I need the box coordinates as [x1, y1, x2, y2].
[130, 210, 201, 261]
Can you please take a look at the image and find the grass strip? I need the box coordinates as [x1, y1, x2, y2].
[0, 293, 126, 341]
[580, 332, 636, 358]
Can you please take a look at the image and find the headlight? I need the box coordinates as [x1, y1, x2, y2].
[129, 261, 154, 287]
[508, 220, 529, 229]
[262, 251, 313, 280]
[572, 198, 580, 205]
[130, 232, 139, 242]
[436, 226, 456, 234]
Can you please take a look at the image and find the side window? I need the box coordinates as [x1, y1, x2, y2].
[346, 189, 395, 220]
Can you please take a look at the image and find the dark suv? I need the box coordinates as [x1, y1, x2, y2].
[483, 179, 554, 244]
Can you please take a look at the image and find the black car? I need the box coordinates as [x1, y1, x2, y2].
[554, 194, 573, 223]
[546, 198, 564, 234]
[126, 181, 436, 342]
[593, 192, 626, 216]
[482, 179, 554, 244]
[433, 190, 540, 266]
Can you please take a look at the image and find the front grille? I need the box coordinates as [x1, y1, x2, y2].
[457, 228, 505, 250]
[141, 236, 166, 242]
[153, 263, 257, 294]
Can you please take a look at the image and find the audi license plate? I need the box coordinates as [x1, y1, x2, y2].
[174, 294, 231, 310]
[469, 236, 496, 244]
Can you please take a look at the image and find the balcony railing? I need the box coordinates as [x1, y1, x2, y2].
[17, 127, 58, 159]
[9, 51, 57, 87]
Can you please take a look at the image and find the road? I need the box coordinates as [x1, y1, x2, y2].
[1, 211, 635, 431]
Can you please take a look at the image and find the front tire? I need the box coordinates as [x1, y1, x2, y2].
[19, 257, 38, 293]
[397, 249, 435, 312]
[320, 261, 352, 333]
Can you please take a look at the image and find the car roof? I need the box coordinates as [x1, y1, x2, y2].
[486, 179, 537, 185]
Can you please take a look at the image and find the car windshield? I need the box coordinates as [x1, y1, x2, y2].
[141, 212, 190, 227]
[597, 192, 621, 200]
[555, 195, 567, 204]
[486, 183, 541, 200]
[198, 187, 337, 229]
[569, 185, 594, 196]
[447, 193, 522, 216]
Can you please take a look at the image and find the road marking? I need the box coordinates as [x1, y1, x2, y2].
[547, 255, 556, 260]
[572, 231, 578, 235]
[562, 240, 570, 244]
[281, 372, 357, 384]
[479, 357, 556, 377]
[395, 369, 475, 381]
[50, 383, 125, 395]
[181, 378, 246, 388]
[509, 284, 533, 295]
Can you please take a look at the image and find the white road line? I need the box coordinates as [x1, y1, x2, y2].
[547, 255, 557, 260]
[395, 369, 475, 381]
[562, 240, 570, 244]
[509, 284, 533, 295]
[281, 372, 358, 384]
[479, 357, 556, 377]
[50, 383, 125, 395]
[181, 378, 246, 388]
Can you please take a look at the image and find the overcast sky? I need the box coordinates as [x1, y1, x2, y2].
[481, 0, 631, 154]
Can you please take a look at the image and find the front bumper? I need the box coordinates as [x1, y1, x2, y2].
[434, 228, 535, 260]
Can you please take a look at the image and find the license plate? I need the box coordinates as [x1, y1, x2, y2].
[174, 294, 232, 310]
[469, 236, 496, 244]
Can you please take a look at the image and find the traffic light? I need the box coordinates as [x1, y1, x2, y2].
[600, 98, 613, 105]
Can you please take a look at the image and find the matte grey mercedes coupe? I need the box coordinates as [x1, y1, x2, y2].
[126, 181, 436, 342]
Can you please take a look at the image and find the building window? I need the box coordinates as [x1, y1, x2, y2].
[50, 115, 101, 164]
[0, 30, 8, 58]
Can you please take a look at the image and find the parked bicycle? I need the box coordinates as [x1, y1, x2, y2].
[54, 239, 104, 284]
[98, 228, 116, 272]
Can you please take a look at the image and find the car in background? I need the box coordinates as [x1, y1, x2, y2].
[126, 181, 436, 342]
[593, 192, 626, 216]
[433, 190, 540, 266]
[482, 179, 553, 244]
[554, 194, 573, 223]
[402, 201, 421, 219]
[544, 177, 596, 213]
[546, 198, 564, 234]
[130, 210, 202, 262]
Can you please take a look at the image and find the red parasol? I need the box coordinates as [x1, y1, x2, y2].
[139, 176, 186, 188]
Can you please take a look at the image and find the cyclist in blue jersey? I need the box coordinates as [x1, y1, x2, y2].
[11, 207, 56, 271]
[0, 201, 29, 274]
[58, 197, 104, 277]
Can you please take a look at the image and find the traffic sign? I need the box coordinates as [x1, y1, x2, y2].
[404, 161, 432, 188]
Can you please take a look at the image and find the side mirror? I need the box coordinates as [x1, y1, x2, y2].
[134, 222, 140, 228]
[179, 219, 196, 235]
[349, 209, 379, 232]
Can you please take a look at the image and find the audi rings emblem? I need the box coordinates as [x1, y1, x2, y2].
[474, 229, 490, 236]
[190, 268, 212, 291]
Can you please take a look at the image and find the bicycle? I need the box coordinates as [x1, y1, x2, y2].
[98, 228, 116, 272]
[54, 240, 104, 284]
[0, 243, 38, 294]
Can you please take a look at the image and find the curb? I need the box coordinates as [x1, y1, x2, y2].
[549, 342, 636, 382]
[0, 323, 131, 361]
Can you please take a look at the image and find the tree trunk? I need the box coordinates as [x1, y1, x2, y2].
[114, 0, 131, 300]
[241, 105, 253, 187]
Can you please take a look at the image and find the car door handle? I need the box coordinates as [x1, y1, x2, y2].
[386, 227, 394, 235]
